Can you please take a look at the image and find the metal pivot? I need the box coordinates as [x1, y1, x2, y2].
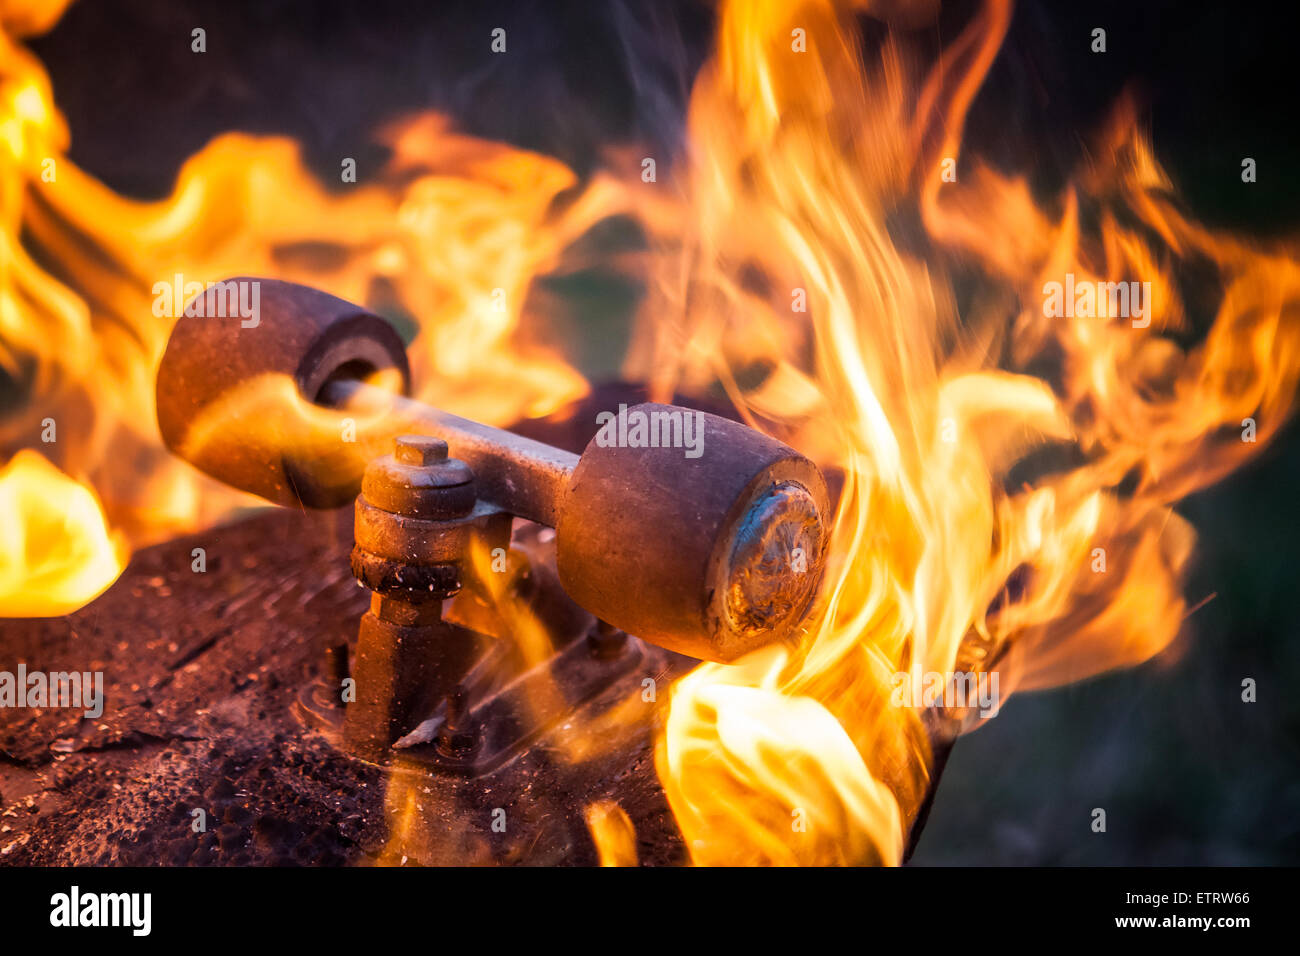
[342, 435, 509, 762]
[297, 434, 646, 773]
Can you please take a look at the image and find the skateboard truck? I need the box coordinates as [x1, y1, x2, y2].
[155, 278, 831, 772]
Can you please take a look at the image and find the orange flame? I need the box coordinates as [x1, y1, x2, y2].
[0, 0, 637, 615]
[642, 0, 1300, 864]
[585, 800, 638, 867]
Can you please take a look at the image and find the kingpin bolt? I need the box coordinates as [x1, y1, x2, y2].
[395, 434, 447, 465]
[362, 434, 476, 519]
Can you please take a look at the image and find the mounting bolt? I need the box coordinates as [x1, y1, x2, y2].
[326, 642, 350, 689]
[436, 687, 479, 758]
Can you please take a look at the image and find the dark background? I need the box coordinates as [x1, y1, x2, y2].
[28, 0, 1300, 864]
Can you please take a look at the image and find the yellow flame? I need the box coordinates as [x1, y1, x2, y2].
[585, 800, 638, 867]
[641, 0, 1300, 864]
[0, 449, 125, 615]
[0, 3, 637, 615]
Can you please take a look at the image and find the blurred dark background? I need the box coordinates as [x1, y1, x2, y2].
[28, 0, 1300, 864]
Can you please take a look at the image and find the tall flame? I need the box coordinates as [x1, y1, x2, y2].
[644, 0, 1300, 864]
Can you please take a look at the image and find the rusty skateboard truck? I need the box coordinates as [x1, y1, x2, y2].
[154, 278, 831, 774]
